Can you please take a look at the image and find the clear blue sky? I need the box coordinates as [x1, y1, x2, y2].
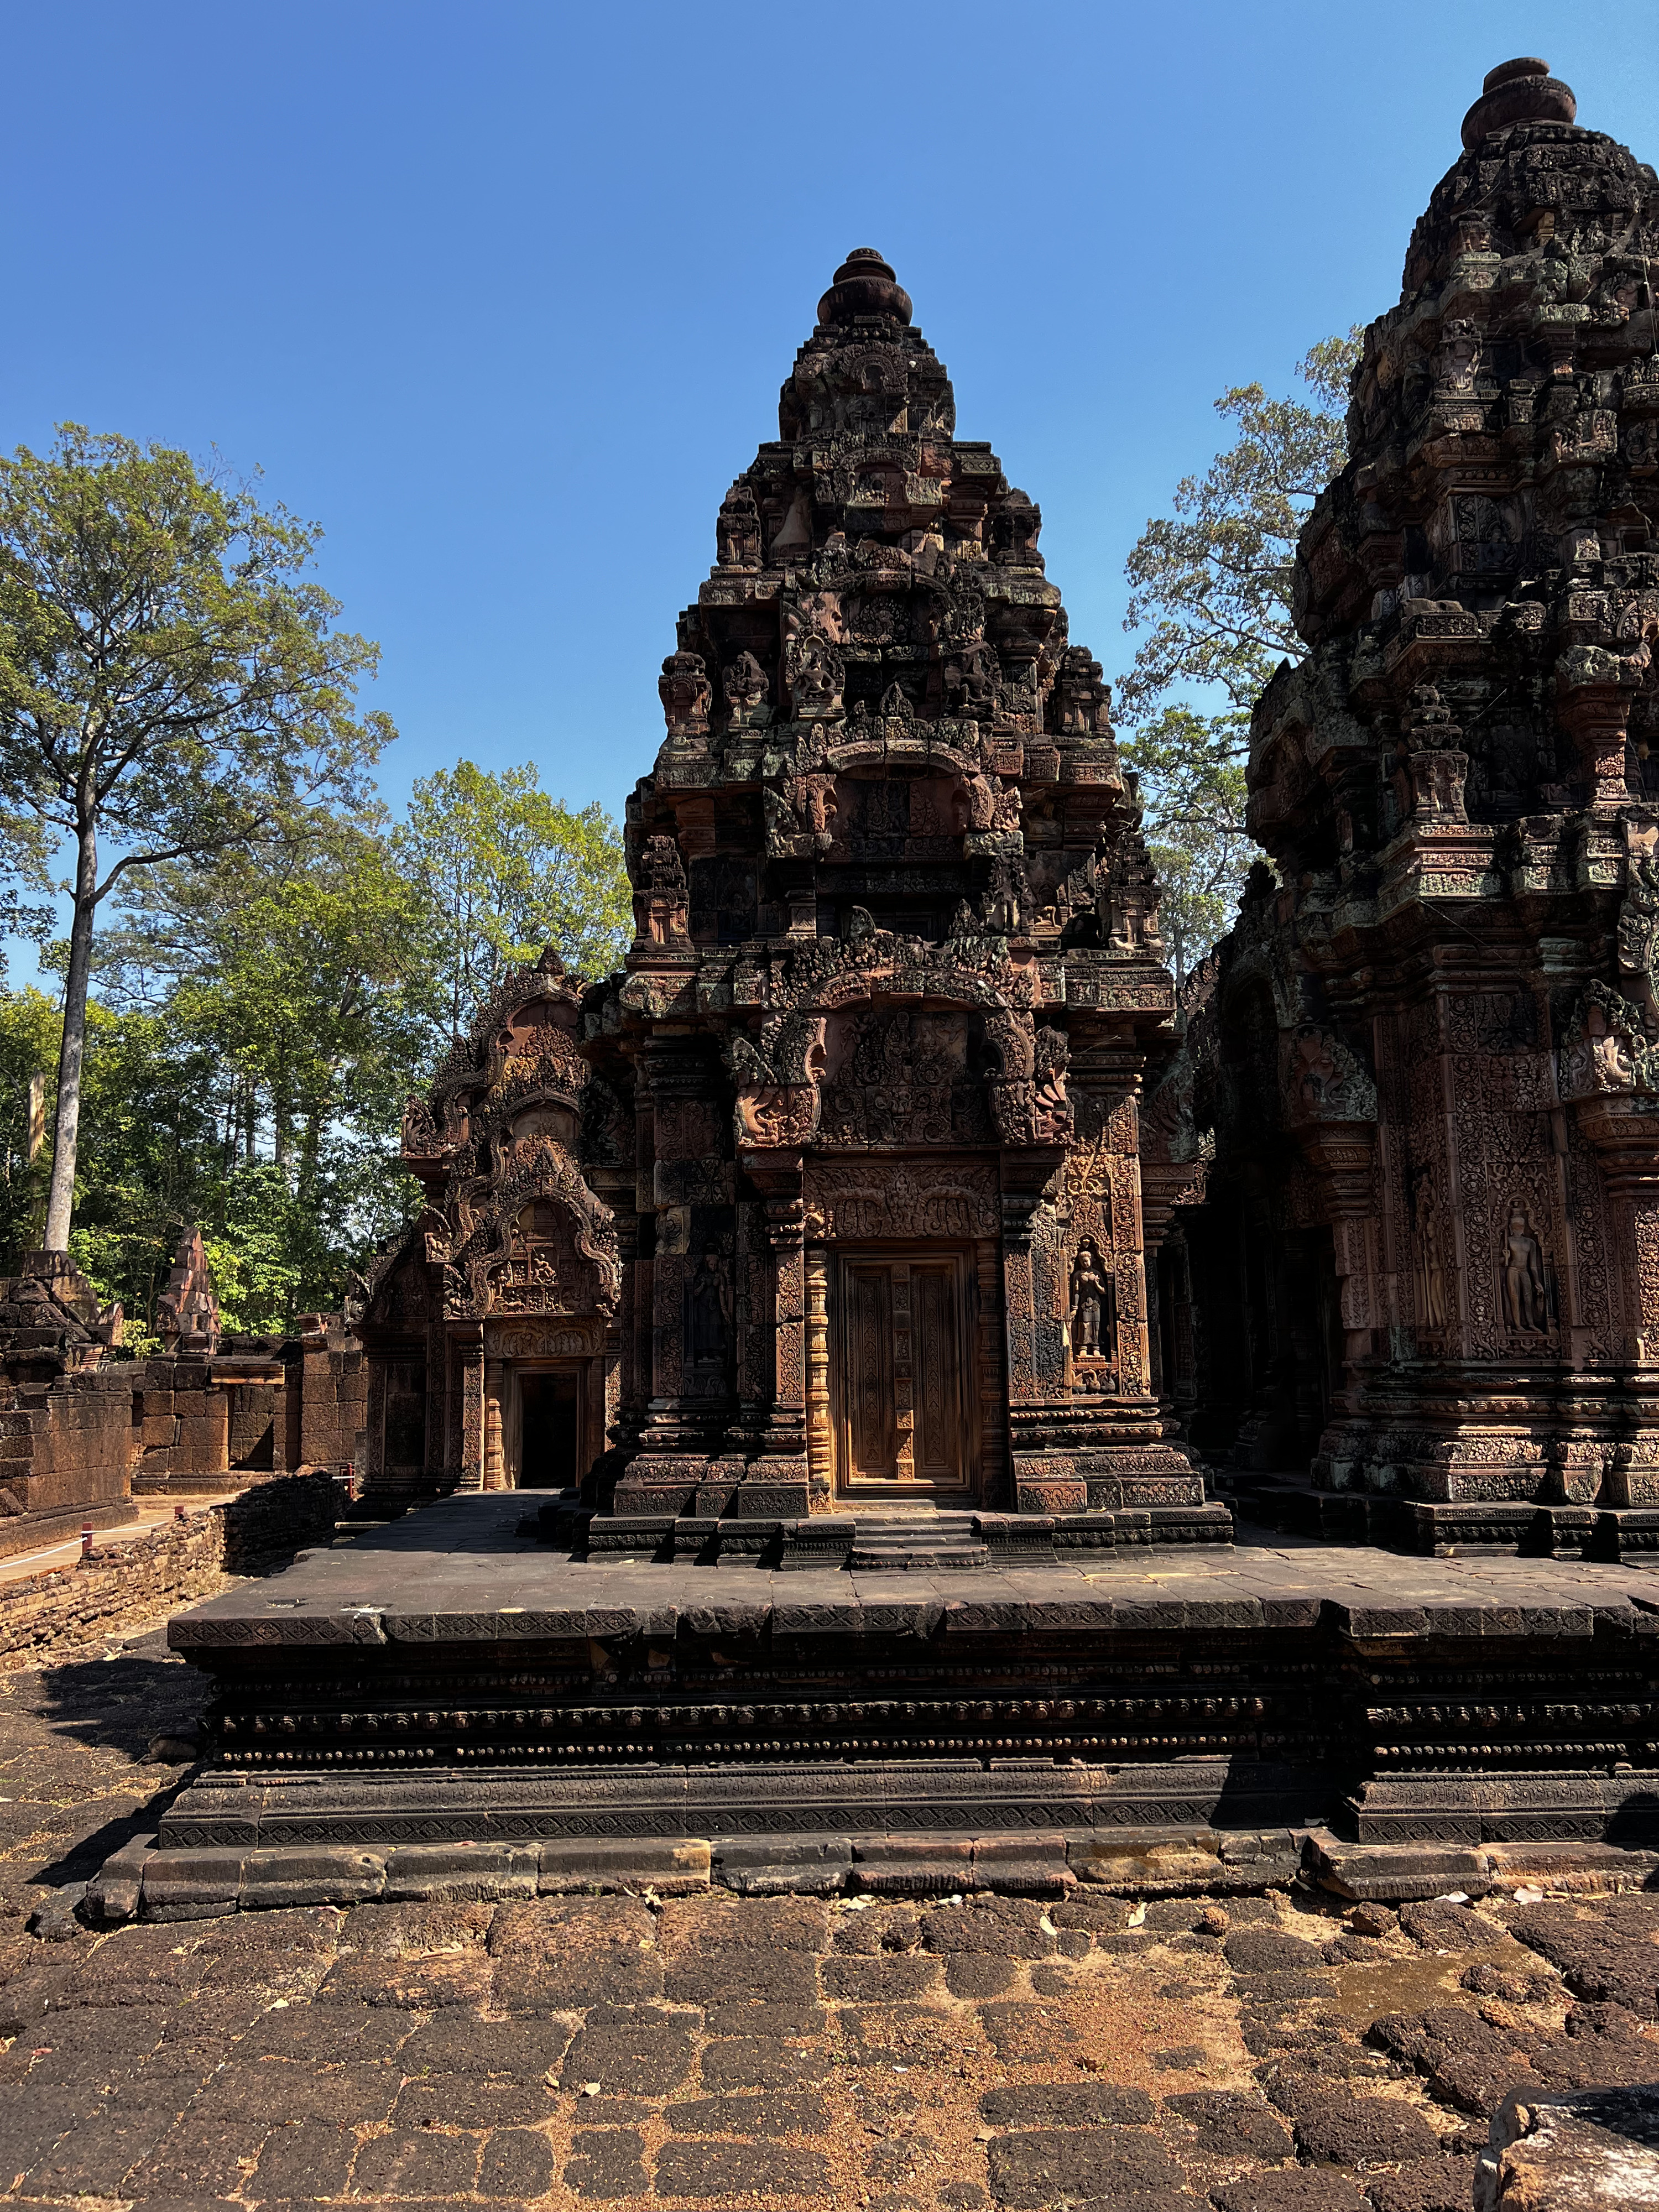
[2, 3, 1655, 901]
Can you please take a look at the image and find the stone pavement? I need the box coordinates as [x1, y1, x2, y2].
[0, 1601, 1652, 2206]
[172, 1494, 1659, 1641]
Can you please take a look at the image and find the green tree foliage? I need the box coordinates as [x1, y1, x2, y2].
[392, 760, 630, 1040]
[0, 989, 59, 1261]
[64, 1001, 223, 1332]
[1123, 707, 1251, 990]
[6, 762, 630, 1334]
[0, 424, 391, 1250]
[0, 432, 666, 1331]
[96, 815, 436, 1186]
[199, 1166, 309, 1337]
[1117, 332, 1360, 983]
[51, 816, 437, 1329]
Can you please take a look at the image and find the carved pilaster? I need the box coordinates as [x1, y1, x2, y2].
[457, 1329, 484, 1492]
[362, 1356, 387, 1488]
[744, 1151, 808, 1495]
[1557, 667, 1637, 808]
[805, 1243, 831, 1501]
[482, 1360, 505, 1490]
[1297, 1123, 1381, 1358]
[1572, 1093, 1659, 1366]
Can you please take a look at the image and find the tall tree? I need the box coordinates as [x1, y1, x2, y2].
[74, 818, 432, 1330]
[392, 760, 629, 1040]
[64, 999, 224, 1331]
[1117, 333, 1360, 982]
[0, 425, 391, 1250]
[96, 815, 436, 1191]
[1123, 707, 1251, 990]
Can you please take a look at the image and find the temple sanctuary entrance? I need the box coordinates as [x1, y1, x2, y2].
[486, 1361, 596, 1490]
[830, 1249, 977, 1500]
[515, 1370, 581, 1488]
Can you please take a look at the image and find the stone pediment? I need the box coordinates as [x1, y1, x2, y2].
[390, 946, 622, 1332]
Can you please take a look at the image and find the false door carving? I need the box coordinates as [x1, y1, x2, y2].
[831, 1249, 977, 1498]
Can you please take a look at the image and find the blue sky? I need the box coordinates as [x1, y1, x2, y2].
[2, 1, 1655, 963]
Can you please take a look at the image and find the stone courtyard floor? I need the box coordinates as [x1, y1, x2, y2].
[0, 1602, 1653, 2209]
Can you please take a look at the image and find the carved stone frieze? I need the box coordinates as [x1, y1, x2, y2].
[802, 1161, 1000, 1243]
[1560, 982, 1657, 1099]
[818, 1006, 992, 1146]
[1282, 1025, 1378, 1126]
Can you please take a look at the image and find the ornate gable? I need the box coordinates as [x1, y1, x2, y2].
[372, 948, 620, 1331]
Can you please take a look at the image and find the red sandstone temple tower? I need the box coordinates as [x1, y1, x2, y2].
[1167, 59, 1659, 1557]
[144, 59, 1659, 1912]
[362, 250, 1222, 1554]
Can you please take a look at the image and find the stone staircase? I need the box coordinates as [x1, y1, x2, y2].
[845, 1510, 989, 1572]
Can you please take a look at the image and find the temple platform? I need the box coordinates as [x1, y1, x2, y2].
[107, 1491, 1659, 1918]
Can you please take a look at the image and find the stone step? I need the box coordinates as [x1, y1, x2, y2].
[848, 1512, 979, 1535]
[846, 1512, 989, 1570]
[849, 1504, 982, 1575]
[847, 1540, 990, 1572]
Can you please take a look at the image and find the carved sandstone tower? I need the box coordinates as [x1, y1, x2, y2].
[596, 249, 1219, 1546]
[1175, 60, 1659, 1554]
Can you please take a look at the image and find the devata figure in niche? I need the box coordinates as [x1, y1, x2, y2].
[1411, 1167, 1448, 1333]
[1502, 1208, 1549, 1337]
[686, 1251, 733, 1374]
[1068, 1242, 1112, 1364]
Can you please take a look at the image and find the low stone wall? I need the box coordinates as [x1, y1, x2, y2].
[297, 1327, 367, 1471]
[0, 1470, 347, 1670]
[0, 1365, 138, 1555]
[134, 1328, 367, 1496]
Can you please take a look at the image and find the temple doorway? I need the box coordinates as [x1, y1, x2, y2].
[830, 1248, 978, 1500]
[516, 1370, 580, 1489]
[487, 1361, 594, 1491]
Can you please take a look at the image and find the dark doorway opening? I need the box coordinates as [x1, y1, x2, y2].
[518, 1371, 580, 1490]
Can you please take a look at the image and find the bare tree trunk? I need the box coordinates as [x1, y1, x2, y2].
[273, 1054, 292, 1180]
[300, 1104, 322, 1203]
[43, 818, 98, 1251]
